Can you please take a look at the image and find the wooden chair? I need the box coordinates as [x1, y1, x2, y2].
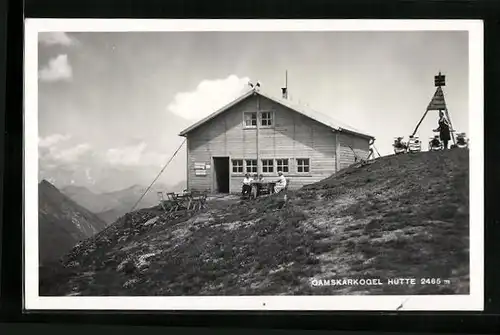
[157, 192, 168, 212]
[166, 192, 181, 213]
[166, 192, 177, 201]
[190, 190, 203, 211]
[198, 191, 208, 209]
[181, 193, 193, 211]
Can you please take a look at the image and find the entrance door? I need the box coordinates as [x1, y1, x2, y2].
[213, 157, 230, 193]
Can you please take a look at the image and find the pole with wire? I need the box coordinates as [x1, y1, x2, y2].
[129, 138, 187, 213]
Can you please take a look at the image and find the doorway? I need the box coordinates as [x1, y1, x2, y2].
[213, 157, 230, 193]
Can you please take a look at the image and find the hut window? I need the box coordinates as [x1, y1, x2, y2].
[261, 159, 274, 173]
[245, 159, 257, 173]
[260, 111, 273, 127]
[232, 159, 244, 173]
[276, 159, 289, 173]
[244, 112, 257, 128]
[296, 158, 310, 173]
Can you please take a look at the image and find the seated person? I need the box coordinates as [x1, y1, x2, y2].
[258, 174, 264, 182]
[242, 173, 253, 196]
[274, 171, 287, 194]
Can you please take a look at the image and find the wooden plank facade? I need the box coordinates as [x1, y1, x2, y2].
[180, 89, 373, 194]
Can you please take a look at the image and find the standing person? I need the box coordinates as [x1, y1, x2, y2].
[274, 171, 287, 194]
[435, 110, 451, 150]
[242, 173, 253, 196]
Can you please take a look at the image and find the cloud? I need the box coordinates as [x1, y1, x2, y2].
[167, 74, 250, 121]
[106, 142, 166, 167]
[39, 32, 78, 46]
[38, 136, 179, 192]
[38, 133, 71, 148]
[51, 143, 92, 164]
[39, 134, 92, 165]
[39, 54, 73, 82]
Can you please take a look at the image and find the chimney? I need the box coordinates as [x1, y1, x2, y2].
[281, 87, 288, 99]
[281, 70, 288, 99]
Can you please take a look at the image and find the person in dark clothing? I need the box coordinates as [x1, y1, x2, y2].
[242, 173, 253, 196]
[435, 110, 451, 149]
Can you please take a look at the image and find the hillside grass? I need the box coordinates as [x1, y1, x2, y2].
[39, 149, 470, 296]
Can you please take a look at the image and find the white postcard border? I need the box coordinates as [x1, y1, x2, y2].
[24, 19, 484, 311]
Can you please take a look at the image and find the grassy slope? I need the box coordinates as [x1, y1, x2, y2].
[40, 149, 469, 296]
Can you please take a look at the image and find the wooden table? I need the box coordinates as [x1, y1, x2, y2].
[174, 194, 192, 210]
[173, 191, 208, 211]
[250, 181, 277, 198]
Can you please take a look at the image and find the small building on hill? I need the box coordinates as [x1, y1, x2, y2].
[178, 86, 374, 194]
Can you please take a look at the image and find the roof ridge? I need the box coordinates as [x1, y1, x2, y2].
[257, 89, 373, 138]
[179, 86, 374, 140]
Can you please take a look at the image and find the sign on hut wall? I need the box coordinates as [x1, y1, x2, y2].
[195, 169, 207, 176]
[194, 162, 208, 176]
[194, 162, 206, 170]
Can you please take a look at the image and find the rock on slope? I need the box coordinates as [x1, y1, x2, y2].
[38, 180, 108, 264]
[39, 149, 470, 296]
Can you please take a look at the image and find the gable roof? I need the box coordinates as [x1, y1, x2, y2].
[178, 87, 374, 140]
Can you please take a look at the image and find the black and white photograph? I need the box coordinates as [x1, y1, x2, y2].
[24, 19, 483, 311]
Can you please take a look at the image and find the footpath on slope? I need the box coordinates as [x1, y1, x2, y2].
[39, 149, 470, 296]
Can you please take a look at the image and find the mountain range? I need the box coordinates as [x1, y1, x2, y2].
[38, 180, 108, 265]
[61, 180, 186, 224]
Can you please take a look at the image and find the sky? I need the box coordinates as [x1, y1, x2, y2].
[37, 30, 469, 193]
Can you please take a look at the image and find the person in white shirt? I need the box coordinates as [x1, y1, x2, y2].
[274, 171, 287, 194]
[242, 173, 253, 196]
